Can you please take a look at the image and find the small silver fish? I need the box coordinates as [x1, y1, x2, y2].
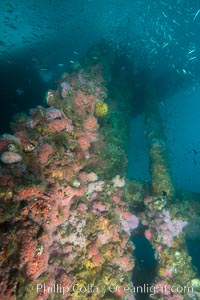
[32, 58, 38, 63]
[160, 101, 165, 108]
[188, 49, 195, 55]
[162, 12, 167, 18]
[162, 42, 169, 48]
[188, 56, 197, 61]
[193, 9, 200, 22]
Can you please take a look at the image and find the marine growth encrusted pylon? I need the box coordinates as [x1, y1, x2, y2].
[143, 96, 200, 299]
[0, 61, 137, 300]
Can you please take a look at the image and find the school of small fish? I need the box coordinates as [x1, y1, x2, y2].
[0, 0, 199, 87]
